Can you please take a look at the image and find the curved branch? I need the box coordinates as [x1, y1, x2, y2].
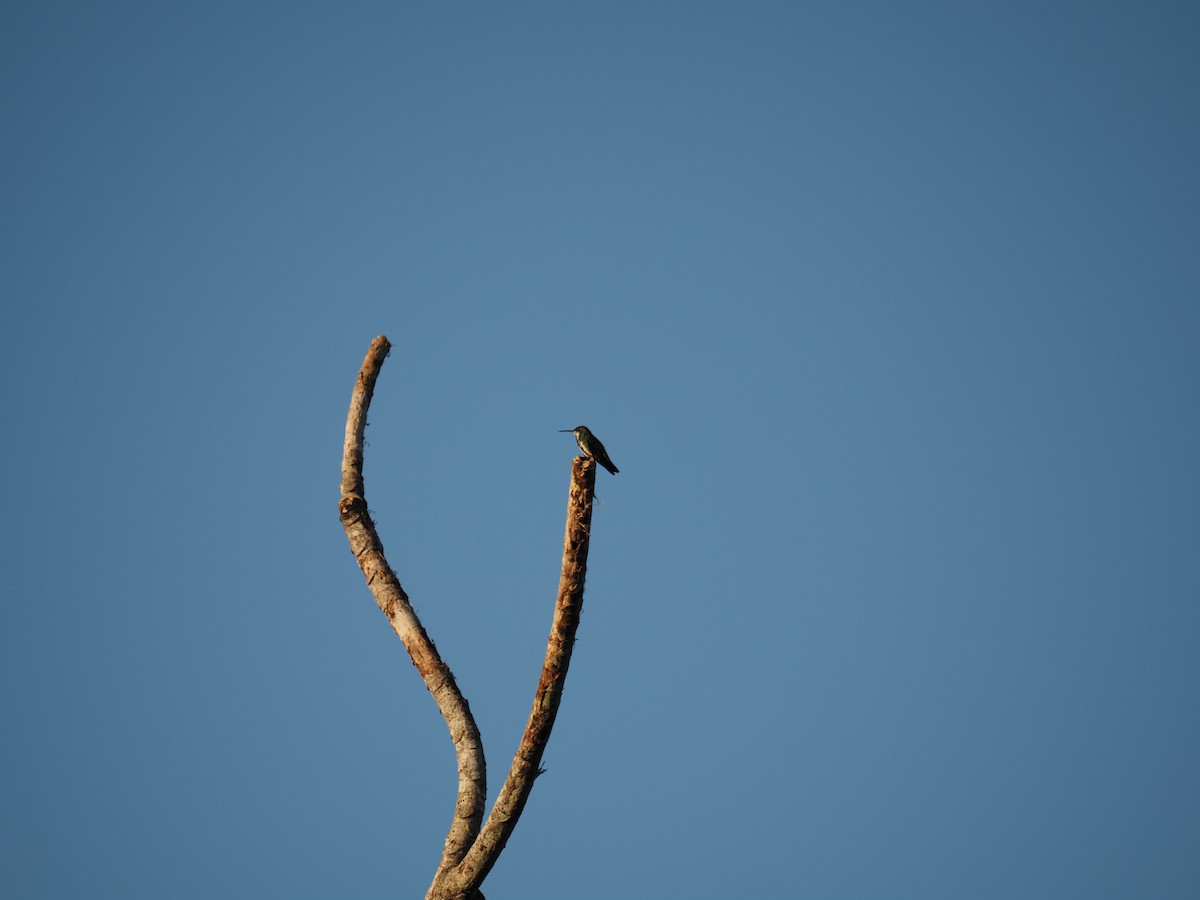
[429, 457, 597, 900]
[337, 336, 486, 873]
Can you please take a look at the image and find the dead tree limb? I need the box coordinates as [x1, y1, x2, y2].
[337, 336, 599, 900]
[428, 456, 596, 900]
[338, 336, 486, 876]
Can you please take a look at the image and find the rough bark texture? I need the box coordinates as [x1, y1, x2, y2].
[338, 336, 597, 900]
[337, 336, 486, 876]
[428, 456, 596, 900]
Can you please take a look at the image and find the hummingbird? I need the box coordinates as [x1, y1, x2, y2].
[560, 425, 619, 475]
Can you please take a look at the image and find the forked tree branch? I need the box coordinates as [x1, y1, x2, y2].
[337, 336, 598, 900]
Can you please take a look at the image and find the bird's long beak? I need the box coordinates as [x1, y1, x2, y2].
[558, 429, 573, 433]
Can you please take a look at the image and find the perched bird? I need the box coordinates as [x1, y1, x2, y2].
[560, 425, 619, 475]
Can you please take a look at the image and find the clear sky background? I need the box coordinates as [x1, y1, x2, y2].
[3, 2, 1198, 898]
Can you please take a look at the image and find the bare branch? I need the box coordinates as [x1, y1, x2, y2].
[429, 457, 597, 899]
[337, 336, 486, 873]
[338, 337, 600, 900]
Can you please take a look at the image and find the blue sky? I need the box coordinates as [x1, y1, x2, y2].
[3, 2, 1198, 897]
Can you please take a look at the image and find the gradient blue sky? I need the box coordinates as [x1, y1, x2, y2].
[3, 2, 1198, 898]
